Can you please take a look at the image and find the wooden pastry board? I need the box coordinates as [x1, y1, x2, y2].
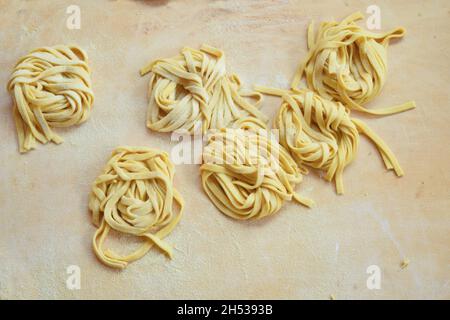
[0, 0, 449, 299]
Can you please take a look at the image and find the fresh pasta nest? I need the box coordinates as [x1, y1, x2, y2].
[89, 146, 184, 269]
[271, 87, 358, 194]
[256, 86, 404, 194]
[7, 45, 94, 153]
[200, 126, 313, 220]
[292, 12, 415, 116]
[140, 44, 267, 134]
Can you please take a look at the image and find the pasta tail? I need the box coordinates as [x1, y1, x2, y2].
[293, 193, 315, 208]
[351, 118, 404, 176]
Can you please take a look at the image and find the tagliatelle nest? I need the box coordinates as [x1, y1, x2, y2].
[89, 146, 184, 269]
[140, 44, 268, 134]
[200, 124, 314, 220]
[292, 12, 415, 116]
[7, 45, 94, 153]
[256, 86, 404, 194]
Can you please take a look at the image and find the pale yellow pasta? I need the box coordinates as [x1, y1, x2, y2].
[89, 146, 184, 269]
[7, 45, 94, 153]
[292, 12, 415, 116]
[200, 123, 313, 220]
[140, 44, 267, 134]
[255, 86, 404, 194]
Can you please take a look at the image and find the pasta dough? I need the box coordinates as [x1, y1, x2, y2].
[89, 146, 184, 269]
[255, 86, 404, 194]
[200, 123, 313, 220]
[140, 44, 267, 134]
[292, 12, 415, 116]
[7, 45, 94, 153]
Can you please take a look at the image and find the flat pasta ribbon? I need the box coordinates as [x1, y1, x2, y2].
[291, 12, 415, 116]
[89, 146, 184, 269]
[200, 124, 313, 220]
[140, 44, 267, 134]
[255, 86, 404, 194]
[7, 45, 94, 153]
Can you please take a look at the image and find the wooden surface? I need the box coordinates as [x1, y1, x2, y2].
[0, 0, 449, 299]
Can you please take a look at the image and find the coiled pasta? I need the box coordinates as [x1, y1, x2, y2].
[7, 45, 94, 153]
[255, 86, 404, 194]
[89, 147, 184, 269]
[200, 124, 313, 220]
[291, 12, 415, 116]
[140, 44, 267, 134]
